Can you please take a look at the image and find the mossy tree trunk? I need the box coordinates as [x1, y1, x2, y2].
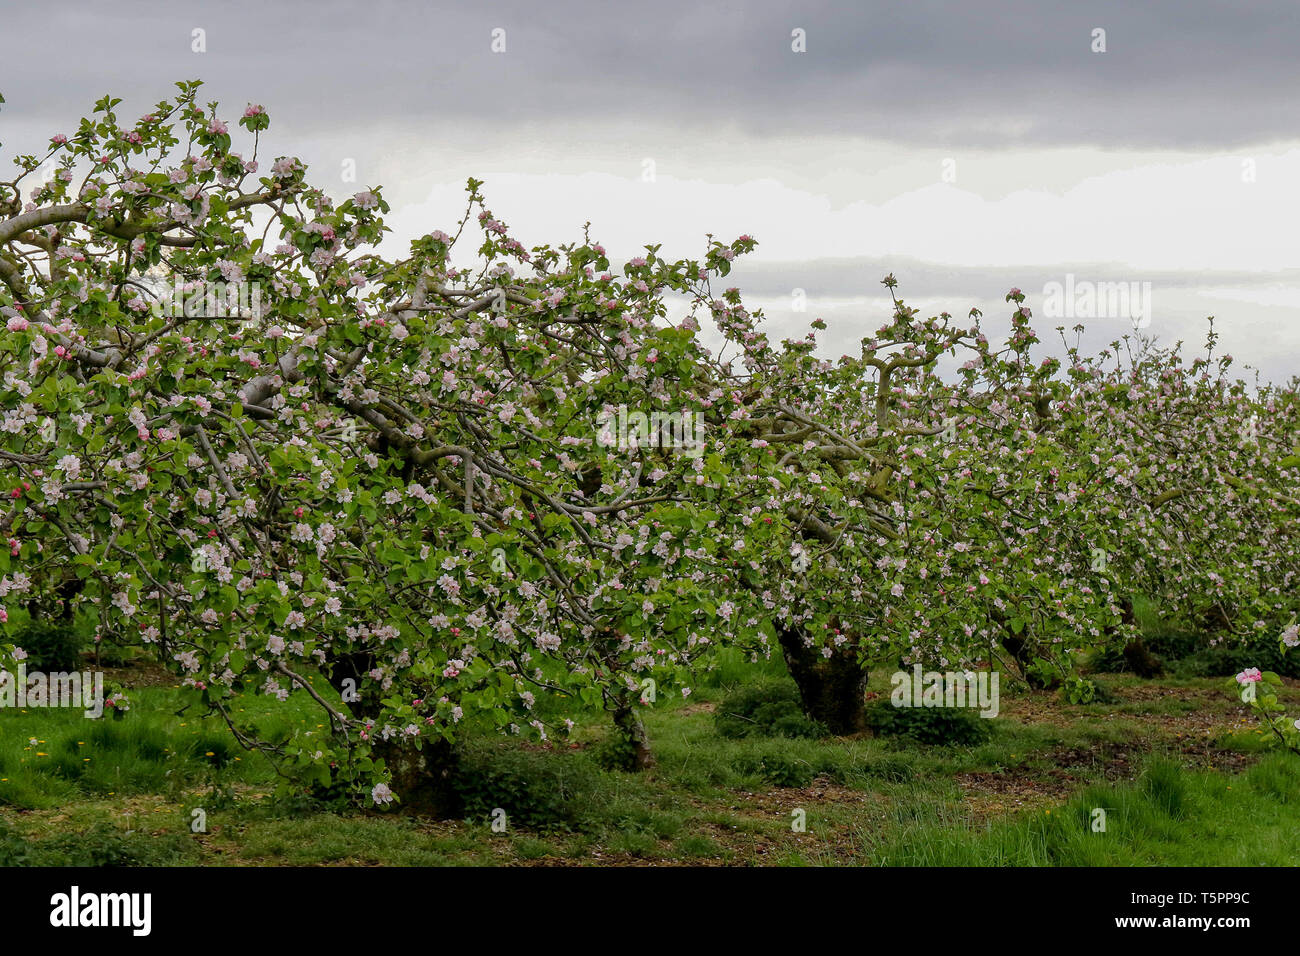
[323, 648, 461, 814]
[610, 692, 655, 770]
[777, 625, 868, 735]
[1117, 597, 1163, 678]
[1000, 630, 1059, 689]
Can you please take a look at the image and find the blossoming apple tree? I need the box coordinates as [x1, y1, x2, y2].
[0, 84, 785, 802]
[695, 281, 1297, 727]
[3, 84, 1297, 810]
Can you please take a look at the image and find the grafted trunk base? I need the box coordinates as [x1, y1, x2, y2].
[1122, 636, 1163, 678]
[777, 626, 868, 735]
[325, 650, 461, 815]
[374, 737, 461, 816]
[611, 703, 655, 770]
[1001, 632, 1059, 689]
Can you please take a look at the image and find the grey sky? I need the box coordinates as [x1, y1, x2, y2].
[7, 0, 1298, 148]
[2, 0, 1297, 381]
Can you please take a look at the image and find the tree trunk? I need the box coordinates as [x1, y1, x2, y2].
[373, 736, 461, 816]
[777, 625, 868, 734]
[1201, 603, 1234, 635]
[25, 573, 81, 622]
[1000, 630, 1058, 689]
[595, 628, 655, 770]
[1122, 636, 1163, 678]
[1116, 597, 1163, 677]
[988, 603, 1059, 689]
[611, 698, 655, 770]
[324, 648, 461, 814]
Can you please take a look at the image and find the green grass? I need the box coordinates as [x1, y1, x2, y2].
[0, 677, 328, 809]
[0, 818, 200, 866]
[871, 754, 1300, 866]
[227, 814, 494, 866]
[2, 657, 1298, 866]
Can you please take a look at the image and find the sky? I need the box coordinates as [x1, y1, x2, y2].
[2, 0, 1297, 382]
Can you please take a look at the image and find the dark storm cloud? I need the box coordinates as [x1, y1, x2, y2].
[2, 0, 1297, 149]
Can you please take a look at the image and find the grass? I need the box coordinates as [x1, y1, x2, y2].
[0, 676, 319, 810]
[871, 754, 1300, 866]
[2, 657, 1298, 866]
